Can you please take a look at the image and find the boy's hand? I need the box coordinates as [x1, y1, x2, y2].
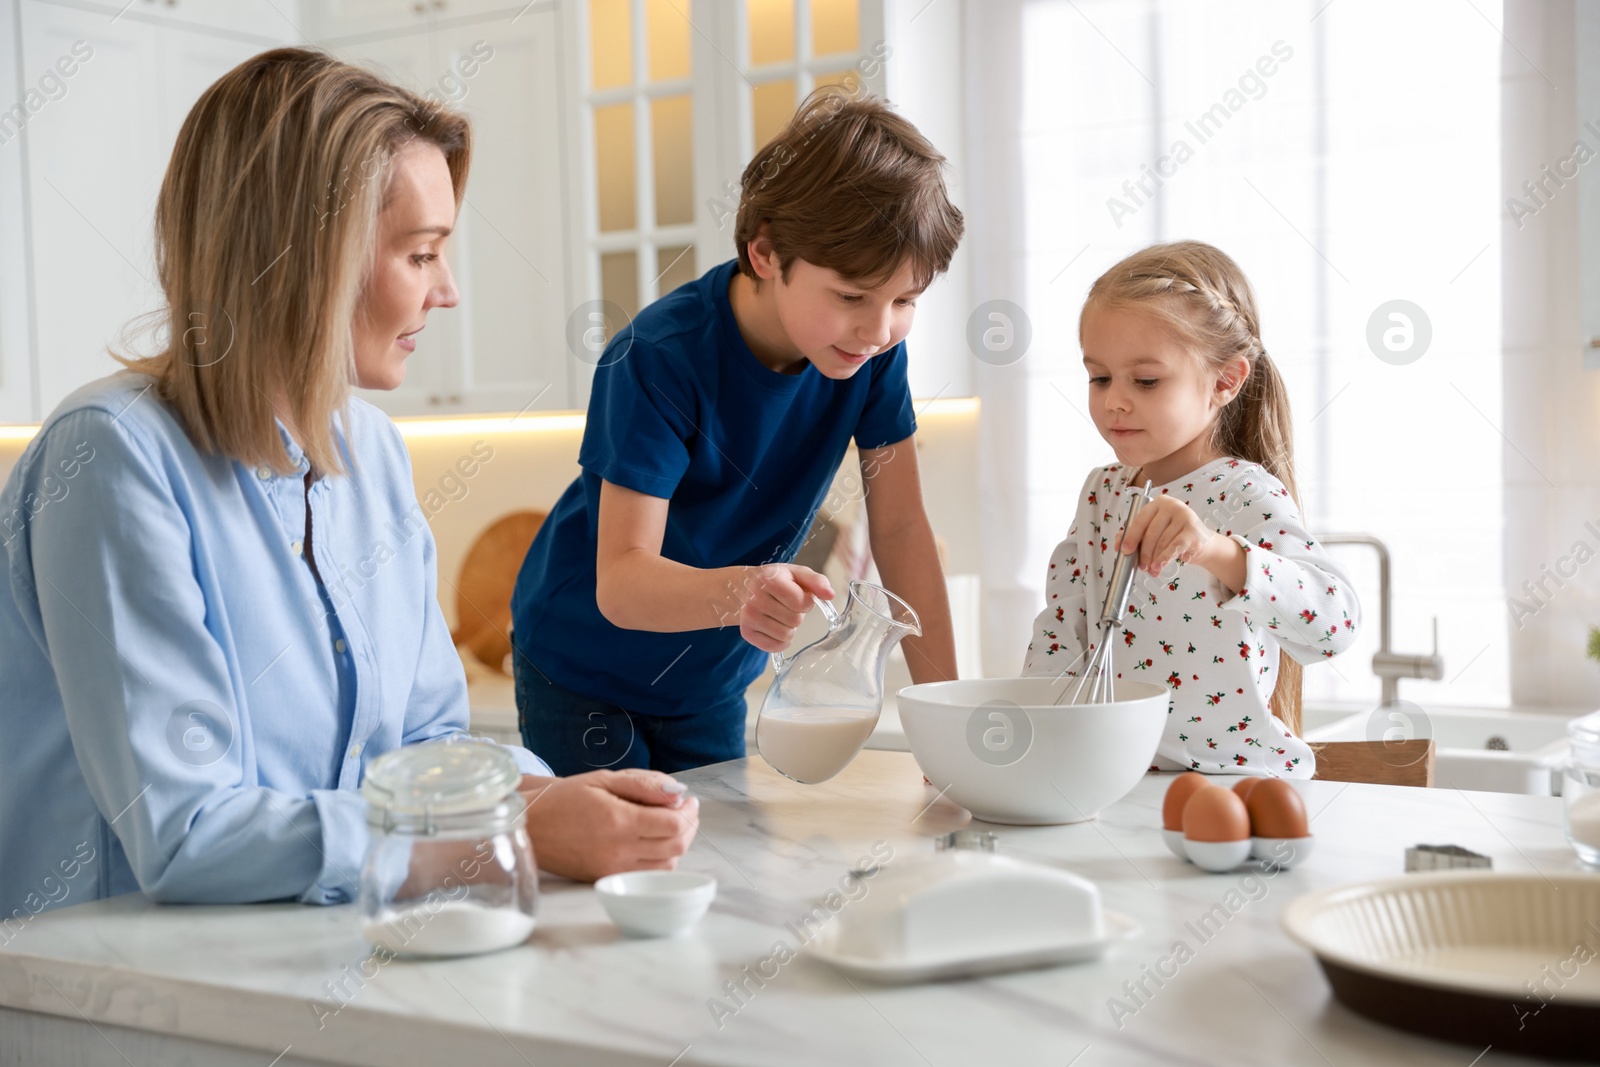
[739, 563, 835, 653]
[1116, 495, 1217, 577]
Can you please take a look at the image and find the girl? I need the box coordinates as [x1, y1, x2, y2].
[1023, 241, 1360, 777]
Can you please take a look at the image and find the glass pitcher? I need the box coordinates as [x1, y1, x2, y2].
[756, 580, 922, 784]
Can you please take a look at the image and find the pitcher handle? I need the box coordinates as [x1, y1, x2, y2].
[770, 595, 843, 674]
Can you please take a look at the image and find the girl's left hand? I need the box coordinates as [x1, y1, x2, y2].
[1116, 495, 1217, 577]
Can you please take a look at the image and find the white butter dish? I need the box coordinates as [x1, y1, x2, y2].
[809, 850, 1138, 983]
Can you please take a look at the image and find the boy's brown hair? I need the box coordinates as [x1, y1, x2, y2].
[734, 87, 963, 290]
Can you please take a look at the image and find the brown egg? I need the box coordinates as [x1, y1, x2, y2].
[1182, 787, 1251, 843]
[1162, 772, 1213, 831]
[1245, 778, 1310, 839]
[1232, 777, 1262, 804]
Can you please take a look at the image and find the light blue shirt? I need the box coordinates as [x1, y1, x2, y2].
[0, 373, 549, 919]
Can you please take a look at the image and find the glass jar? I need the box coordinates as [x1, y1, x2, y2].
[1563, 710, 1600, 868]
[358, 738, 537, 957]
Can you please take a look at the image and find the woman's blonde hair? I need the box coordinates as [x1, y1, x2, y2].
[1082, 240, 1305, 737]
[120, 47, 471, 475]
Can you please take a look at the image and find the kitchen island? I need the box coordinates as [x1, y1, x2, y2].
[0, 750, 1585, 1066]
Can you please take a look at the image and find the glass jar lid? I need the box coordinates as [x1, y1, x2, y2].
[1570, 710, 1600, 759]
[362, 738, 522, 831]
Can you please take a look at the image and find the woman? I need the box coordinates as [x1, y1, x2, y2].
[0, 48, 696, 919]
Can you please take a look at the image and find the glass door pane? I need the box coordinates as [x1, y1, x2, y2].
[646, 0, 691, 80]
[651, 95, 694, 226]
[748, 0, 795, 65]
[594, 103, 636, 232]
[752, 78, 796, 147]
[589, 0, 632, 89]
[811, 0, 858, 56]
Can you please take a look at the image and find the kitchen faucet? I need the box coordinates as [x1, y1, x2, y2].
[1317, 533, 1444, 706]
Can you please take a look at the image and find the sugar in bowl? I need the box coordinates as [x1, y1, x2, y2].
[358, 738, 537, 957]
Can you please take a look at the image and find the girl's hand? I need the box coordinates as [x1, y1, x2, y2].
[1117, 495, 1219, 578]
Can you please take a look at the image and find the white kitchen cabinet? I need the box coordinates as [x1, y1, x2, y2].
[327, 5, 572, 416]
[307, 0, 535, 45]
[430, 12, 569, 415]
[16, 0, 290, 422]
[1579, 2, 1600, 368]
[22, 2, 167, 418]
[0, 4, 36, 423]
[116, 0, 291, 40]
[323, 28, 458, 416]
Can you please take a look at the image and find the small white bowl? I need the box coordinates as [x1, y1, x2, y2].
[1251, 835, 1314, 869]
[594, 871, 717, 938]
[1162, 828, 1189, 860]
[1183, 838, 1252, 873]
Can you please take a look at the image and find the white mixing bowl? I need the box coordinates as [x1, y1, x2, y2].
[897, 677, 1170, 825]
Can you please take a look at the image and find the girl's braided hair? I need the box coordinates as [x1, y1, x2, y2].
[1082, 240, 1305, 738]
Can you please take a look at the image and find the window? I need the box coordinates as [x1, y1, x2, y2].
[1015, 0, 1504, 708]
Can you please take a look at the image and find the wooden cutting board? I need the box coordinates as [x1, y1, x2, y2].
[450, 510, 546, 674]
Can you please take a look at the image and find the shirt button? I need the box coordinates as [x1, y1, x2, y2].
[290, 539, 303, 556]
[349, 742, 363, 758]
[334, 638, 347, 654]
[256, 466, 272, 481]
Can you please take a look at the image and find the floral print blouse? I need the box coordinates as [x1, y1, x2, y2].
[1021, 458, 1361, 777]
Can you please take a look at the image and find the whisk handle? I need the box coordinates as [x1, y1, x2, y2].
[1100, 481, 1154, 626]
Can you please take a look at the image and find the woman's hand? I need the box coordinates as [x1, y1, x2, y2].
[517, 769, 699, 882]
[1117, 495, 1245, 593]
[738, 564, 834, 653]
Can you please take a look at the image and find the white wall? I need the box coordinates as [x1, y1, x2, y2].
[1502, 0, 1600, 707]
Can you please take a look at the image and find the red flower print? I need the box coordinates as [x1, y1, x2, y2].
[1299, 609, 1317, 623]
[1234, 754, 1248, 766]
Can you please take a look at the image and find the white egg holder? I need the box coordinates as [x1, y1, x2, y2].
[1162, 829, 1315, 873]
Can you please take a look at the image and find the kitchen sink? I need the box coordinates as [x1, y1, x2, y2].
[1302, 704, 1577, 795]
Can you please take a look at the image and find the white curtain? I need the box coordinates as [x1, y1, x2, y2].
[967, 0, 1507, 710]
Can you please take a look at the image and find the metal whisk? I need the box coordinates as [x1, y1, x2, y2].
[1053, 479, 1154, 706]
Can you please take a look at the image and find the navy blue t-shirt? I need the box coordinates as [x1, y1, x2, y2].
[510, 259, 917, 717]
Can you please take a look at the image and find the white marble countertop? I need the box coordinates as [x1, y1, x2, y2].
[0, 751, 1588, 1067]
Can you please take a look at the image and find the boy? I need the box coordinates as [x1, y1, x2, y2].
[510, 88, 964, 774]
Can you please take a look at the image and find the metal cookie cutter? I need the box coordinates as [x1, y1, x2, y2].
[1404, 844, 1491, 871]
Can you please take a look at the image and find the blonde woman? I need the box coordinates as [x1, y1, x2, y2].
[0, 48, 696, 919]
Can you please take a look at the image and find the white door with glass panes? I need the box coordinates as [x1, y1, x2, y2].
[567, 0, 885, 409]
